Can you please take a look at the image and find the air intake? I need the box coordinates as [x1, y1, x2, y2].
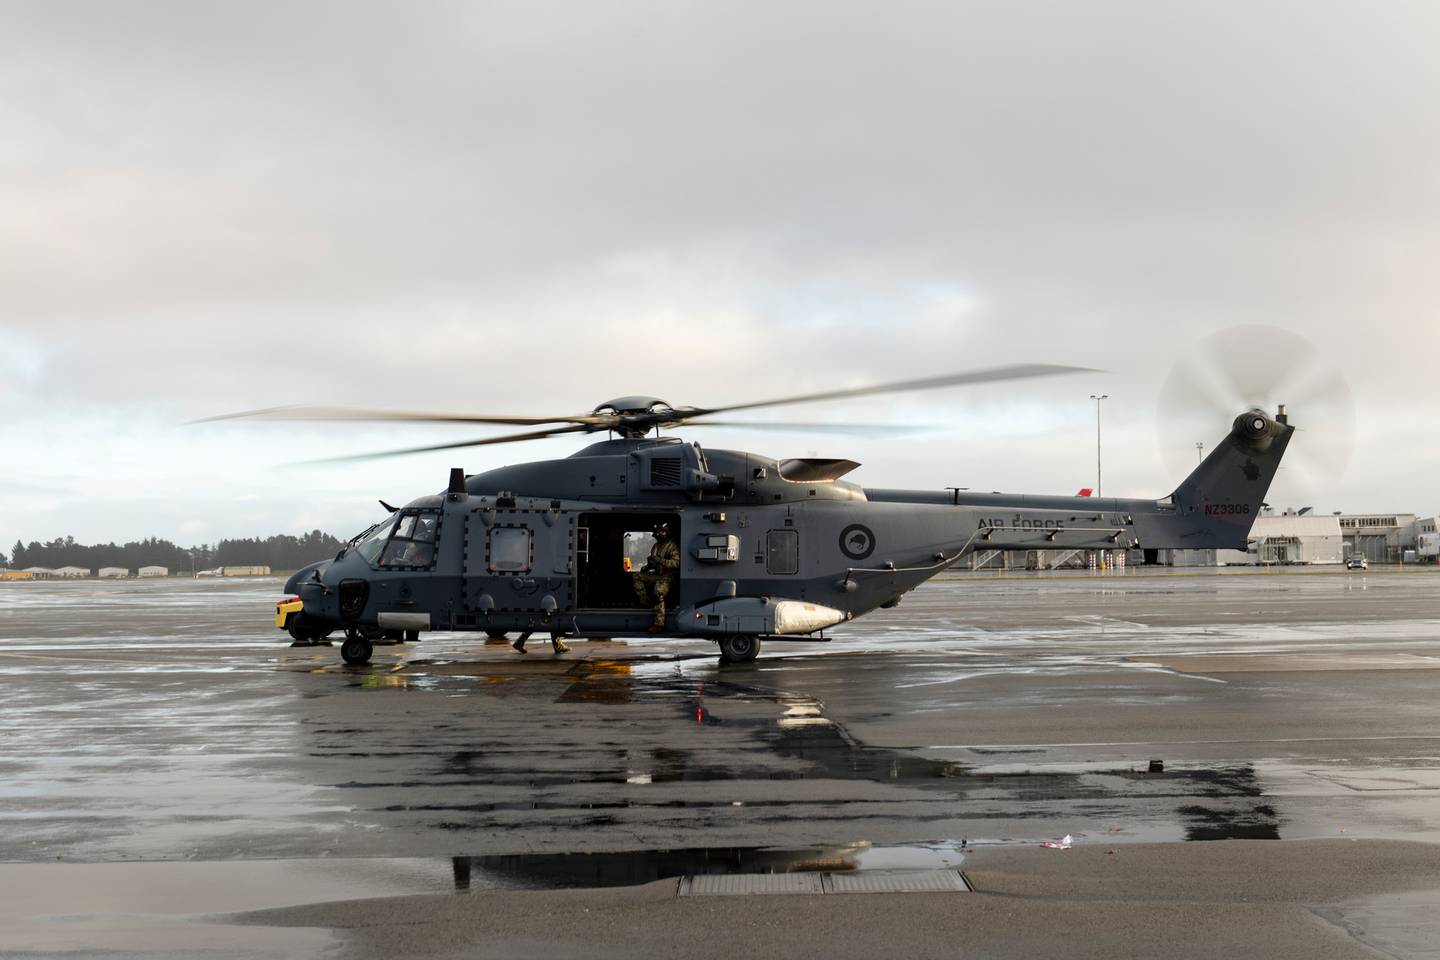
[648, 457, 683, 487]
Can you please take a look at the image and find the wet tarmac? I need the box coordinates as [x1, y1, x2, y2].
[0, 841, 969, 957]
[3, 569, 1440, 956]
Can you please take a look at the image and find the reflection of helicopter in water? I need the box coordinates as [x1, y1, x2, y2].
[212, 364, 1292, 665]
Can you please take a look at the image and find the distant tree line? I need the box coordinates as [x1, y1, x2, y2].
[5, 530, 345, 573]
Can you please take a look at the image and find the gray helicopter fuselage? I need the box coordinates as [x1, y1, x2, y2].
[285, 410, 1293, 649]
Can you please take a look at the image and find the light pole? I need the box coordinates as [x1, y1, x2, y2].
[1089, 394, 1108, 497]
[1196, 441, 1204, 464]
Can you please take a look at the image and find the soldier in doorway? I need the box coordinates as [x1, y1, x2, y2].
[633, 523, 680, 632]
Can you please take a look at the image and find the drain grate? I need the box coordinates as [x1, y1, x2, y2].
[681, 873, 826, 896]
[827, 869, 969, 894]
[679, 869, 969, 897]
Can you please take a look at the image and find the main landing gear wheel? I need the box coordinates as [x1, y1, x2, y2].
[718, 634, 761, 664]
[340, 634, 373, 665]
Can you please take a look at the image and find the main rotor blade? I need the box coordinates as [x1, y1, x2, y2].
[689, 363, 1097, 418]
[193, 404, 611, 427]
[673, 420, 934, 437]
[291, 424, 596, 465]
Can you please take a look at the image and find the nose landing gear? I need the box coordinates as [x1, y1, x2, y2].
[340, 629, 374, 665]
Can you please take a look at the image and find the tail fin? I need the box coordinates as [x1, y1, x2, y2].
[1170, 408, 1294, 549]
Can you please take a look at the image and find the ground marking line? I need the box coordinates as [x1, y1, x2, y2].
[928, 735, 1440, 749]
[0, 652, 156, 665]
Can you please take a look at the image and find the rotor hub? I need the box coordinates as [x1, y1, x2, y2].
[593, 396, 672, 416]
[593, 397, 691, 437]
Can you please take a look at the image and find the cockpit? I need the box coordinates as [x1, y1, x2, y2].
[351, 508, 441, 569]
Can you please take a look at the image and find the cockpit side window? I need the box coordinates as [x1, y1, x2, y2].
[377, 509, 441, 569]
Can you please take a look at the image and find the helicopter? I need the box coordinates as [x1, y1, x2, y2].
[208, 364, 1294, 666]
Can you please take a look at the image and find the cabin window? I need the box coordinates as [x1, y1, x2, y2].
[488, 525, 533, 573]
[766, 529, 799, 575]
[622, 531, 656, 572]
[379, 510, 440, 568]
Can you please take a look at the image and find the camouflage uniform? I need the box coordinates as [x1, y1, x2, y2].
[634, 536, 680, 627]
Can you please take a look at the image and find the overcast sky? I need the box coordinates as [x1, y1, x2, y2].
[3, 0, 1438, 548]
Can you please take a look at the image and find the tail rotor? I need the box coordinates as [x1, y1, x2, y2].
[1157, 325, 1355, 506]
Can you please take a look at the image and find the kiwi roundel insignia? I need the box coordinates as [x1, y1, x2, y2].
[839, 523, 876, 560]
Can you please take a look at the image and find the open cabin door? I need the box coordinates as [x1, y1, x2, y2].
[463, 505, 576, 615]
[576, 511, 680, 609]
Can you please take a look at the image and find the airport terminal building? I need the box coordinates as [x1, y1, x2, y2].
[1242, 514, 1345, 565]
[1340, 513, 1418, 564]
[976, 510, 1431, 569]
[1419, 517, 1439, 562]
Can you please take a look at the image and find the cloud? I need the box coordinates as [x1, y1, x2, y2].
[2, 0, 1438, 544]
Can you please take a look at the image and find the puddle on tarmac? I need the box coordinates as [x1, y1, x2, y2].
[302, 649, 1292, 846]
[433, 672, 970, 788]
[575, 668, 1287, 844]
[315, 654, 705, 694]
[360, 662, 1286, 844]
[449, 840, 968, 890]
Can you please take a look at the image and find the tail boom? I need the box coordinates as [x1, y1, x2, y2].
[865, 407, 1293, 555]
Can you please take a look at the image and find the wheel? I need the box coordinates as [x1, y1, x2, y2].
[717, 634, 761, 664]
[287, 613, 318, 643]
[287, 614, 333, 644]
[340, 636, 373, 665]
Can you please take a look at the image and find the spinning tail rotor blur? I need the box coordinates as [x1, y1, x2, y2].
[1157, 325, 1355, 507]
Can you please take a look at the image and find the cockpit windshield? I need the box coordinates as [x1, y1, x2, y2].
[354, 514, 398, 565]
[350, 509, 441, 568]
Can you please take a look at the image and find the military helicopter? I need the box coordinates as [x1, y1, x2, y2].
[208, 364, 1293, 666]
